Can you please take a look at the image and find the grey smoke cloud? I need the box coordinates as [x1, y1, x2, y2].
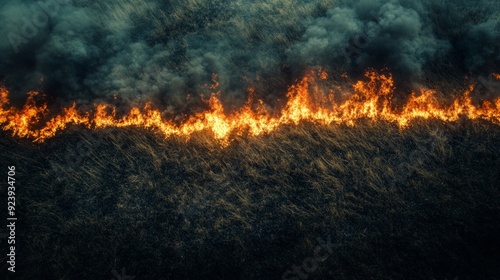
[460, 19, 500, 72]
[287, 0, 451, 81]
[0, 0, 498, 111]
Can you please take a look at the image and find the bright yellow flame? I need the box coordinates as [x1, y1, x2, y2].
[1, 69, 500, 145]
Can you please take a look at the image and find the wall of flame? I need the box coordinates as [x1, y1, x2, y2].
[1, 70, 499, 146]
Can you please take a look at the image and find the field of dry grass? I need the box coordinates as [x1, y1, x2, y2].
[1, 119, 499, 279]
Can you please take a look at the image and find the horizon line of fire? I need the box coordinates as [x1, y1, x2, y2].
[1, 70, 499, 144]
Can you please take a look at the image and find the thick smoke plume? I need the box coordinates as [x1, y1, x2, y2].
[0, 0, 499, 113]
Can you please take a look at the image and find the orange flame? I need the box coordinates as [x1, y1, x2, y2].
[1, 70, 500, 145]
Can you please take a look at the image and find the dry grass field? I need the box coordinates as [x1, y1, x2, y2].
[1, 119, 499, 279]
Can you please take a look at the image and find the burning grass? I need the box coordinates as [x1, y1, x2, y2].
[2, 70, 500, 145]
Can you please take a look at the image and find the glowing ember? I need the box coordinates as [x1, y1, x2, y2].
[1, 70, 499, 144]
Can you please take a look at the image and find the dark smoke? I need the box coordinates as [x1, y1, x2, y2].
[0, 0, 499, 111]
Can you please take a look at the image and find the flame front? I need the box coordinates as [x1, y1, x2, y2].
[1, 70, 500, 145]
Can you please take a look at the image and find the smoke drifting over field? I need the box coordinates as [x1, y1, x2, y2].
[0, 0, 499, 111]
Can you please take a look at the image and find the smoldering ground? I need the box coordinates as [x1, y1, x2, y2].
[0, 0, 499, 113]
